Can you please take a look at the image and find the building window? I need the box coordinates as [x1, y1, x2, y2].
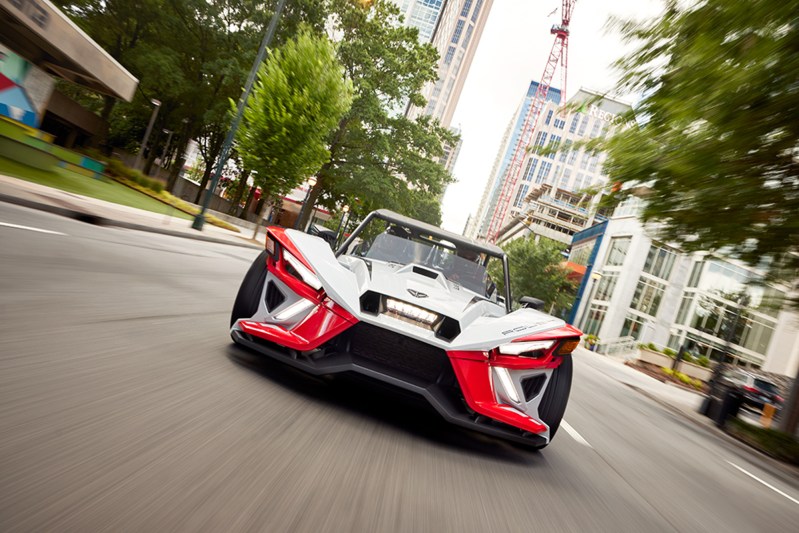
[590, 120, 601, 138]
[547, 134, 561, 159]
[620, 313, 646, 340]
[594, 271, 619, 301]
[587, 153, 599, 172]
[554, 117, 566, 129]
[559, 168, 571, 189]
[471, 0, 484, 22]
[536, 161, 552, 183]
[579, 152, 590, 170]
[513, 184, 529, 207]
[451, 20, 465, 43]
[523, 158, 539, 182]
[573, 172, 586, 191]
[534, 131, 548, 146]
[568, 148, 578, 165]
[643, 243, 677, 280]
[460, 0, 473, 17]
[605, 236, 631, 266]
[569, 113, 581, 133]
[559, 139, 572, 162]
[583, 303, 607, 335]
[569, 241, 594, 266]
[578, 115, 590, 135]
[462, 24, 474, 48]
[443, 46, 456, 65]
[675, 294, 693, 325]
[631, 277, 667, 316]
[545, 109, 554, 125]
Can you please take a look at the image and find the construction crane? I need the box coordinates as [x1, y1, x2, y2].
[485, 1, 576, 243]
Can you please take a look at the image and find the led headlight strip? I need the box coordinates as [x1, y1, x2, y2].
[283, 250, 323, 290]
[385, 298, 438, 325]
[498, 340, 555, 356]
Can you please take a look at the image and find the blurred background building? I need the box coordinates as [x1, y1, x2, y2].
[467, 85, 630, 245]
[567, 195, 799, 378]
[400, 0, 493, 176]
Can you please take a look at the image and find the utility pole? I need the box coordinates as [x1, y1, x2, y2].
[192, 0, 287, 230]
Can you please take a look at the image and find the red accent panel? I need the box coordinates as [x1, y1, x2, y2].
[448, 352, 548, 435]
[267, 227, 313, 270]
[239, 299, 356, 351]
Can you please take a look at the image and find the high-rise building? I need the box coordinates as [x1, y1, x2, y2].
[467, 81, 562, 240]
[394, 0, 447, 42]
[469, 85, 630, 245]
[406, 0, 493, 129]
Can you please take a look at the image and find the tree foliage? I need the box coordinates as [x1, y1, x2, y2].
[237, 30, 353, 198]
[602, 0, 799, 292]
[297, 0, 457, 228]
[489, 238, 576, 316]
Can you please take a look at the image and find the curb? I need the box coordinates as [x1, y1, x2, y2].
[0, 192, 262, 250]
[623, 382, 799, 486]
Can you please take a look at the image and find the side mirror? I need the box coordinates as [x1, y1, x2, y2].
[519, 296, 545, 310]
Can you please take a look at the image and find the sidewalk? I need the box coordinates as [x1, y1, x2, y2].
[0, 173, 265, 250]
[574, 346, 799, 482]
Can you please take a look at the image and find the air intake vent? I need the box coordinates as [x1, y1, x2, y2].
[412, 266, 439, 279]
[359, 291, 382, 315]
[264, 280, 285, 312]
[521, 375, 546, 402]
[436, 316, 461, 342]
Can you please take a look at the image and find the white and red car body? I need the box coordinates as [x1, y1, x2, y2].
[231, 211, 581, 447]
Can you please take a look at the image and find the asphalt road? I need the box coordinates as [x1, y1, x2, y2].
[1, 202, 797, 532]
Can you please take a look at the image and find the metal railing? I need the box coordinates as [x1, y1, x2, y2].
[594, 336, 637, 357]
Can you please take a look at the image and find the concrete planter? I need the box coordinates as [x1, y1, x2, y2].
[636, 348, 712, 382]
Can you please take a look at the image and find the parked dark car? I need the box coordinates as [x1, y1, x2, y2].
[719, 368, 783, 412]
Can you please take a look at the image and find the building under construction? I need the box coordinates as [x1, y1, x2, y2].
[467, 87, 630, 245]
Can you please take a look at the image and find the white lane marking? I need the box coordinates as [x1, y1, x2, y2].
[561, 420, 592, 447]
[0, 221, 66, 236]
[727, 461, 799, 505]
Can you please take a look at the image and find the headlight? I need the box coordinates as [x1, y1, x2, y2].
[283, 250, 323, 290]
[498, 340, 555, 356]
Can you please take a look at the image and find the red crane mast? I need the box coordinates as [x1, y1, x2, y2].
[486, 1, 576, 243]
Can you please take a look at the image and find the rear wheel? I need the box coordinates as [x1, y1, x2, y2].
[537, 353, 573, 441]
[230, 251, 268, 327]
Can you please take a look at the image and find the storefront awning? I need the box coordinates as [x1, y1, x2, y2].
[0, 0, 137, 101]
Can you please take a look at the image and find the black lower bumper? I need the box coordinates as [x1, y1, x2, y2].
[231, 327, 547, 448]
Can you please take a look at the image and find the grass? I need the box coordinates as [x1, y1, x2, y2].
[729, 418, 799, 465]
[0, 156, 193, 221]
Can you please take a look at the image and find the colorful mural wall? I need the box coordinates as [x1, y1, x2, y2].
[0, 43, 54, 127]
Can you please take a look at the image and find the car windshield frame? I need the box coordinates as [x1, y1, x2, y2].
[336, 210, 513, 313]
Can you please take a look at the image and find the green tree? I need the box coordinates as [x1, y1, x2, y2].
[236, 29, 353, 222]
[53, 0, 325, 191]
[295, 0, 456, 229]
[602, 0, 799, 433]
[602, 0, 799, 290]
[489, 238, 576, 316]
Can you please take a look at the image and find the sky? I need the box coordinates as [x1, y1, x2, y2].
[440, 0, 665, 233]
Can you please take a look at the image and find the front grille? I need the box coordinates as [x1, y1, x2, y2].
[264, 280, 285, 312]
[347, 323, 452, 385]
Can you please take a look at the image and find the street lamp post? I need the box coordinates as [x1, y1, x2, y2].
[294, 176, 317, 230]
[192, 0, 287, 231]
[134, 99, 161, 171]
[334, 204, 350, 246]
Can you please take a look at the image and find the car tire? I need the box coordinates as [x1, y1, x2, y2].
[230, 250, 268, 328]
[537, 353, 573, 441]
